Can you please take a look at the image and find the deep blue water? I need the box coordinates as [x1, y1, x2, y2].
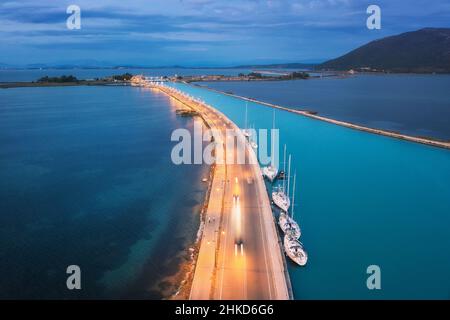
[198, 74, 450, 140]
[0, 86, 208, 298]
[170, 82, 450, 299]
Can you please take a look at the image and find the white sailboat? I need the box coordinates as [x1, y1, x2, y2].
[242, 101, 252, 138]
[272, 146, 290, 212]
[279, 171, 301, 239]
[262, 110, 278, 182]
[284, 235, 308, 266]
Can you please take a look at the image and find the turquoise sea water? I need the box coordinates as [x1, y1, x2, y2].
[170, 82, 450, 299]
[0, 86, 208, 298]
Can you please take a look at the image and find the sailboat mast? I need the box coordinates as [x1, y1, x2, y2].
[282, 144, 287, 192]
[271, 110, 275, 167]
[287, 155, 291, 198]
[244, 101, 248, 129]
[251, 124, 255, 144]
[291, 171, 296, 219]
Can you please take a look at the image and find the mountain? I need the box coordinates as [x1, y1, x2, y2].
[320, 28, 450, 73]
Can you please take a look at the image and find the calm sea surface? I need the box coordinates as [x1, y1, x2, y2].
[0, 86, 208, 298]
[198, 74, 450, 140]
[171, 82, 450, 299]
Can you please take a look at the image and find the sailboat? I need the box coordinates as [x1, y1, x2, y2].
[262, 110, 278, 182]
[278, 171, 301, 239]
[242, 101, 252, 138]
[272, 147, 290, 212]
[284, 235, 308, 266]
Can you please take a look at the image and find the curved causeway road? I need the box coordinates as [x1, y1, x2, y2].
[151, 83, 290, 300]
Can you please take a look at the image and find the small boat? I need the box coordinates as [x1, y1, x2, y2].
[272, 187, 290, 212]
[249, 124, 258, 149]
[262, 165, 277, 182]
[279, 211, 301, 239]
[284, 235, 308, 266]
[272, 147, 290, 211]
[278, 171, 301, 239]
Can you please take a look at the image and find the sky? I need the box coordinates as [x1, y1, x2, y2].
[0, 0, 449, 67]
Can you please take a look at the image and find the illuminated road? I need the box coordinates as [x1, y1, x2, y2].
[149, 83, 290, 300]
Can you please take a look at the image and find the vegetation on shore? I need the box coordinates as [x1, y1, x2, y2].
[37, 75, 79, 83]
[112, 73, 133, 81]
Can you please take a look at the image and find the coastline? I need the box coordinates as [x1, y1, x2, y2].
[145, 88, 216, 300]
[190, 83, 450, 150]
[166, 164, 214, 300]
[155, 164, 213, 300]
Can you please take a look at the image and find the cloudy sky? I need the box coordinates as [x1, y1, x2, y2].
[0, 0, 449, 66]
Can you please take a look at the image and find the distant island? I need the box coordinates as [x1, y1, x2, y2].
[37, 75, 79, 83]
[319, 28, 450, 73]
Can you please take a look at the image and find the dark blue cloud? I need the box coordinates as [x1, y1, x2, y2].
[0, 0, 449, 66]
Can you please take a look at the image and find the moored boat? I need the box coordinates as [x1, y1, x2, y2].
[272, 147, 290, 211]
[284, 235, 308, 266]
[262, 110, 278, 182]
[279, 211, 301, 239]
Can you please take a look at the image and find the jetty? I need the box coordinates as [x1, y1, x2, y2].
[194, 84, 450, 151]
